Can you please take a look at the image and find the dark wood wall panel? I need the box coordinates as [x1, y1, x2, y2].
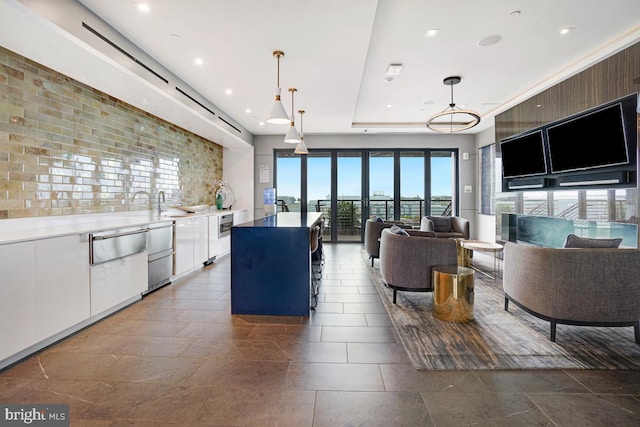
[495, 41, 640, 142]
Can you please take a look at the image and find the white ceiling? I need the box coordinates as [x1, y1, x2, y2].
[70, 0, 640, 136]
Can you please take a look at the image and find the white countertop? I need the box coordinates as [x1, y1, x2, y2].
[0, 208, 241, 245]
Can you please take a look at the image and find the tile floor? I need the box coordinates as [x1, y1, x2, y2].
[1, 244, 639, 426]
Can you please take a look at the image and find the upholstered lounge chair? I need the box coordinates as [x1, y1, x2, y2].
[364, 218, 413, 267]
[503, 242, 640, 344]
[379, 228, 457, 303]
[420, 215, 469, 239]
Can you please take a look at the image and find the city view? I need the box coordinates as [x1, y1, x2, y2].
[276, 153, 454, 238]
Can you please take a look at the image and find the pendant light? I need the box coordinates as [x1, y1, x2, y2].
[284, 88, 301, 143]
[294, 109, 308, 154]
[267, 50, 290, 125]
[426, 76, 480, 133]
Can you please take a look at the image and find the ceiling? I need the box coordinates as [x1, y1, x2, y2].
[70, 1, 640, 136]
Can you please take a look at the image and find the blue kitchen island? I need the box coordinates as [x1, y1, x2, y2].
[230, 212, 322, 316]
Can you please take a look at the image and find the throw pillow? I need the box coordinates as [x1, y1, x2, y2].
[562, 233, 623, 249]
[389, 225, 410, 236]
[428, 216, 453, 232]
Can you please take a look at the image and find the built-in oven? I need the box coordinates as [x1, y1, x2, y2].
[219, 214, 234, 238]
[145, 221, 174, 294]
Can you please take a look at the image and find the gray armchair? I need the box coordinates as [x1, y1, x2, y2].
[364, 219, 414, 267]
[420, 215, 469, 239]
[503, 242, 640, 343]
[379, 228, 457, 304]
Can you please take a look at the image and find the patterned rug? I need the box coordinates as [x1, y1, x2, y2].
[364, 250, 640, 370]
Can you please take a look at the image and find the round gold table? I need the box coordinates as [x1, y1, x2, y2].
[432, 265, 475, 322]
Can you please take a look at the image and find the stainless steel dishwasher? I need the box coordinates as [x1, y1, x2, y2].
[90, 226, 149, 265]
[146, 221, 175, 294]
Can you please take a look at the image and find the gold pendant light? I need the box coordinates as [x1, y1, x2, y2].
[284, 88, 301, 143]
[294, 109, 308, 154]
[267, 50, 290, 125]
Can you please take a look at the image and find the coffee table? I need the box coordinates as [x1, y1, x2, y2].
[459, 240, 504, 280]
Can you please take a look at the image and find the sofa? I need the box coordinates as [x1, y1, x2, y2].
[503, 242, 640, 344]
[420, 215, 470, 239]
[379, 228, 458, 303]
[364, 218, 415, 266]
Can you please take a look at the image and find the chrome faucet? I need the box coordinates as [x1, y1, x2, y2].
[130, 191, 150, 210]
[157, 191, 165, 217]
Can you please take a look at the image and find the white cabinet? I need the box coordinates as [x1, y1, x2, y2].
[233, 209, 249, 226]
[35, 235, 91, 341]
[194, 215, 209, 265]
[0, 241, 37, 362]
[208, 214, 220, 259]
[90, 251, 147, 316]
[174, 216, 209, 276]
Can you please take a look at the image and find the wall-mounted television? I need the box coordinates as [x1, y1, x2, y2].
[546, 102, 629, 173]
[500, 130, 547, 178]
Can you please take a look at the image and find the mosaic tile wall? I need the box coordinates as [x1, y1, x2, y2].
[0, 46, 223, 219]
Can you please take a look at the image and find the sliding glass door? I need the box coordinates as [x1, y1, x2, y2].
[275, 148, 457, 242]
[336, 152, 363, 241]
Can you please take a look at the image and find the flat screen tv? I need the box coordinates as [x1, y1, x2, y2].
[500, 130, 547, 178]
[546, 102, 629, 173]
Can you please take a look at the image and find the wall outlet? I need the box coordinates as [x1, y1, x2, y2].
[462, 152, 470, 160]
[464, 185, 472, 193]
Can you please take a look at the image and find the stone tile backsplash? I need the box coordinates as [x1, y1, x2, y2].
[0, 46, 222, 219]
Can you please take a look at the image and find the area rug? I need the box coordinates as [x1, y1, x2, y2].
[363, 251, 640, 370]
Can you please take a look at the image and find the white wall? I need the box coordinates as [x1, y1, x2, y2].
[253, 133, 478, 236]
[224, 146, 255, 218]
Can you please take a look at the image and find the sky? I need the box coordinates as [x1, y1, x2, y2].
[276, 154, 453, 201]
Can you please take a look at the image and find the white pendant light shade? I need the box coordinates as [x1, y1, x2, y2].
[268, 87, 289, 124]
[294, 109, 308, 154]
[294, 139, 308, 154]
[426, 76, 480, 133]
[283, 88, 301, 143]
[284, 122, 301, 143]
[266, 51, 290, 125]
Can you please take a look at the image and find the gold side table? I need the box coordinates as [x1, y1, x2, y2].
[432, 265, 475, 323]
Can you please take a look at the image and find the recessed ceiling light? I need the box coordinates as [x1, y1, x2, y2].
[245, 108, 251, 114]
[194, 58, 204, 66]
[137, 3, 152, 13]
[478, 34, 503, 47]
[386, 104, 393, 108]
[559, 27, 575, 35]
[384, 76, 394, 82]
[424, 28, 440, 37]
[510, 10, 521, 18]
[423, 100, 435, 105]
[259, 121, 265, 126]
[225, 89, 233, 95]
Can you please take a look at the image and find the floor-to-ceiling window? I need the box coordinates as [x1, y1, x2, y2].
[275, 152, 301, 212]
[430, 151, 455, 216]
[275, 148, 458, 242]
[400, 151, 426, 225]
[369, 152, 395, 221]
[336, 152, 363, 242]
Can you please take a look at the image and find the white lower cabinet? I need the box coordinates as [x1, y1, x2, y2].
[174, 216, 209, 276]
[0, 241, 37, 362]
[35, 235, 91, 341]
[90, 252, 147, 316]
